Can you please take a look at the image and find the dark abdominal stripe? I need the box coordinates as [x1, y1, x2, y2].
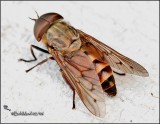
[94, 60, 117, 96]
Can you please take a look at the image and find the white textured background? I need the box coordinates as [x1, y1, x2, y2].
[1, 1, 159, 123]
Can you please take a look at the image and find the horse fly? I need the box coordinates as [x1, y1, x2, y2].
[19, 12, 149, 117]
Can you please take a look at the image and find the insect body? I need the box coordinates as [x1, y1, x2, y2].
[19, 13, 149, 117]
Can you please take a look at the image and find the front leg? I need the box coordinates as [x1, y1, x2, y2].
[18, 45, 51, 62]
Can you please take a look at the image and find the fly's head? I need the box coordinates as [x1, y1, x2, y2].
[30, 12, 63, 44]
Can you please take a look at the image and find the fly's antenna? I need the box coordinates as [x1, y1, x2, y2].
[29, 17, 37, 22]
[35, 10, 39, 18]
[29, 10, 39, 22]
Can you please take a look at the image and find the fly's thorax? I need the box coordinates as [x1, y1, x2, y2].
[43, 21, 81, 54]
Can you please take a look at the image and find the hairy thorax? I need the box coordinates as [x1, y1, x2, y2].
[42, 21, 82, 55]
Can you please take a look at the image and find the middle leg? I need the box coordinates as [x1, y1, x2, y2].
[60, 69, 76, 109]
[26, 56, 54, 73]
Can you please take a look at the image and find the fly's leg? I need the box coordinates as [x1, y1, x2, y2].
[60, 69, 76, 109]
[72, 90, 75, 109]
[113, 70, 126, 76]
[18, 45, 52, 62]
[26, 57, 54, 73]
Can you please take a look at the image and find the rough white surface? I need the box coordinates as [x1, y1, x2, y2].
[1, 1, 159, 123]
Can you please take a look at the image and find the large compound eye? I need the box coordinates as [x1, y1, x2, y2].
[33, 13, 63, 41]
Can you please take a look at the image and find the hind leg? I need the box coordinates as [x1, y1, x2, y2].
[113, 70, 125, 76]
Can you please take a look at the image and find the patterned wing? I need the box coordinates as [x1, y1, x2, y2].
[52, 50, 106, 117]
[78, 30, 149, 77]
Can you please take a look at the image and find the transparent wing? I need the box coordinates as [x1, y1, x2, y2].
[52, 51, 106, 117]
[78, 30, 149, 77]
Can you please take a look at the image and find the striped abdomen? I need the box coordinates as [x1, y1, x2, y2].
[81, 42, 117, 96]
[93, 60, 117, 96]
